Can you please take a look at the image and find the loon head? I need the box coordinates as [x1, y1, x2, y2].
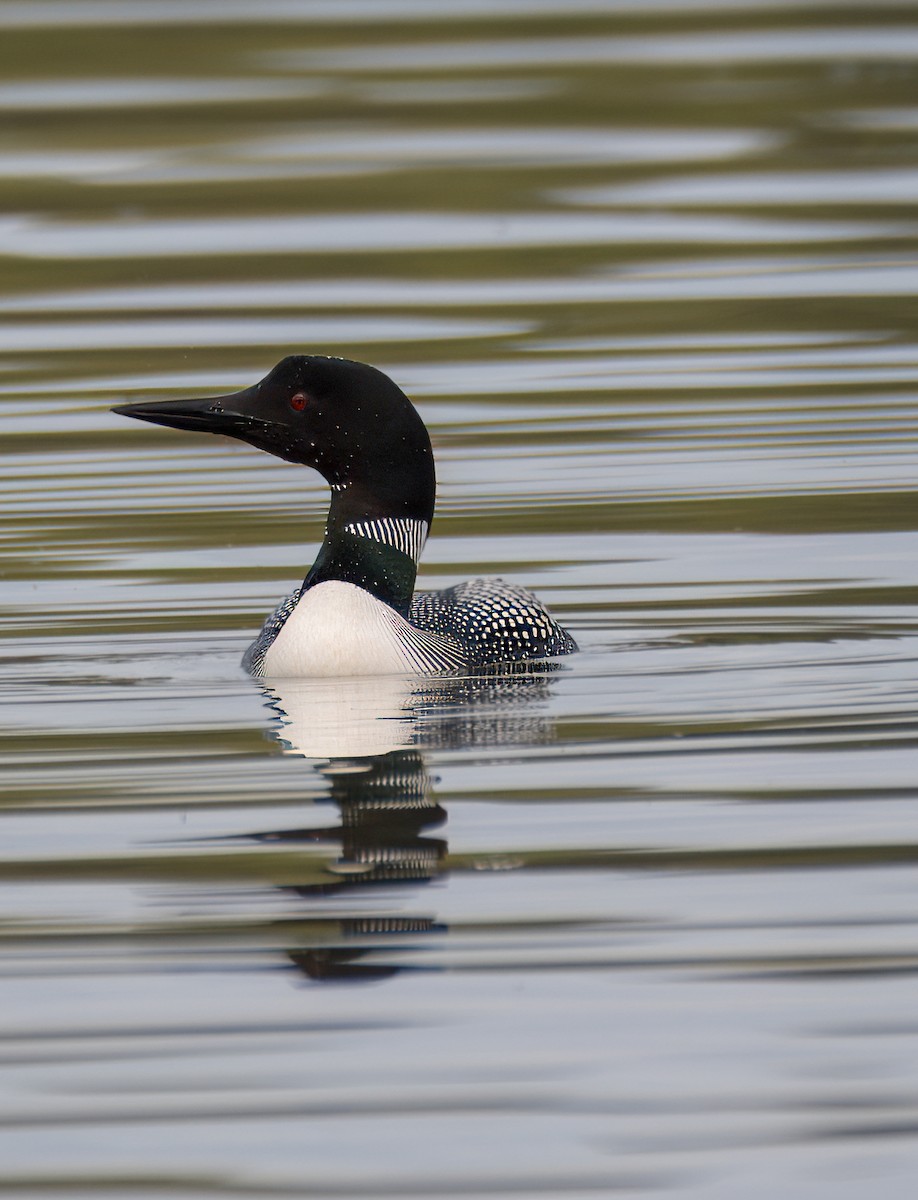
[113, 355, 436, 526]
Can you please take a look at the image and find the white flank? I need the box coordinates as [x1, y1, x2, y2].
[260, 580, 465, 678]
[343, 517, 428, 562]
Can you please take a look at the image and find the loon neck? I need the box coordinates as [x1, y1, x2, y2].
[302, 485, 430, 617]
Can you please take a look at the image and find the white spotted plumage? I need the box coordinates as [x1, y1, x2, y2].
[407, 578, 576, 668]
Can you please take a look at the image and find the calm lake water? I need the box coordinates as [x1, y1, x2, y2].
[3, 2, 918, 1196]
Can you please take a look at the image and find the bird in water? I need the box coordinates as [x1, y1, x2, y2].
[113, 355, 577, 677]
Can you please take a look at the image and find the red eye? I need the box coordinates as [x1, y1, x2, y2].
[290, 392, 308, 411]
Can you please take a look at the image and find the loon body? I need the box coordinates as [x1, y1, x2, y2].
[113, 355, 576, 678]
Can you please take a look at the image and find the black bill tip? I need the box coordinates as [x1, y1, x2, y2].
[111, 395, 240, 434]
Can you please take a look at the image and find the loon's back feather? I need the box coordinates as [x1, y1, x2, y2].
[408, 578, 576, 668]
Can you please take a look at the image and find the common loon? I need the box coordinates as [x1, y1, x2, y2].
[113, 355, 577, 677]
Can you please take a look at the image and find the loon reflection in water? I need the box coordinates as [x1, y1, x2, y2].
[113, 355, 576, 678]
[243, 666, 563, 982]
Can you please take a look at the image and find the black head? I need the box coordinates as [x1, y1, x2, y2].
[113, 356, 436, 524]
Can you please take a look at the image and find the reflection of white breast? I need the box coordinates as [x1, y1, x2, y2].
[267, 674, 418, 758]
[260, 580, 464, 678]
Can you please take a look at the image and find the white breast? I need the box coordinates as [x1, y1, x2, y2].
[259, 580, 464, 678]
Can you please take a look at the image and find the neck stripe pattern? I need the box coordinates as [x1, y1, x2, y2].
[343, 518, 429, 563]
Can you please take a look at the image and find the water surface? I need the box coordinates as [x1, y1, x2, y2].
[2, 2, 918, 1196]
